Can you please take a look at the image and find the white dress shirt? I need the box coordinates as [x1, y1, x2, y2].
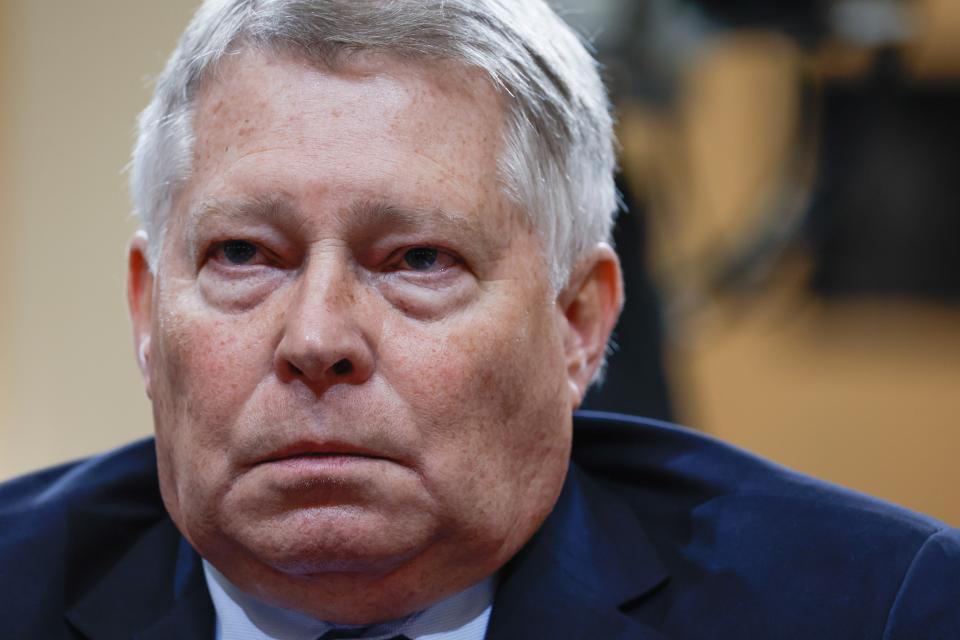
[203, 561, 494, 640]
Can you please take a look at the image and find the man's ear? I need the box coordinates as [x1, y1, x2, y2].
[558, 244, 624, 410]
[127, 231, 155, 398]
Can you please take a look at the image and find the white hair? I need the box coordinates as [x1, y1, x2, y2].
[130, 0, 617, 290]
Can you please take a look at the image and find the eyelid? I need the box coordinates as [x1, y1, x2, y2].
[193, 217, 294, 263]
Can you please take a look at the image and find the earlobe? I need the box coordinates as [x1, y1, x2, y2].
[127, 231, 156, 397]
[559, 244, 623, 410]
[137, 335, 152, 376]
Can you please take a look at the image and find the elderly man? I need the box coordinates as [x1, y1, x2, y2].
[2, 1, 959, 638]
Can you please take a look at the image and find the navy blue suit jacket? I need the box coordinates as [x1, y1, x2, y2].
[2, 412, 958, 639]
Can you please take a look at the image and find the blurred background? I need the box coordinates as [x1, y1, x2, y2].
[1, 0, 958, 523]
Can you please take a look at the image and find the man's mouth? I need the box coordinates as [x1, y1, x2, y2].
[256, 442, 393, 466]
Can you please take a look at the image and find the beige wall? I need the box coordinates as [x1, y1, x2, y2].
[1, 1, 13, 448]
[0, 0, 196, 478]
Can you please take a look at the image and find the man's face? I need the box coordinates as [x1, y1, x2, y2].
[128, 49, 593, 621]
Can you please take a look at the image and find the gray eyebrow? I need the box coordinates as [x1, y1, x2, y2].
[187, 194, 298, 231]
[188, 196, 474, 230]
[347, 199, 487, 237]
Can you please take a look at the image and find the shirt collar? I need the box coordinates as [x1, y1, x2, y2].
[203, 561, 494, 640]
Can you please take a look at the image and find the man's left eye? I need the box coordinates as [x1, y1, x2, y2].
[222, 240, 258, 265]
[397, 247, 460, 273]
[403, 247, 440, 271]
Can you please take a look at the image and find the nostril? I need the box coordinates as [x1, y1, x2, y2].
[331, 359, 353, 376]
[289, 363, 304, 376]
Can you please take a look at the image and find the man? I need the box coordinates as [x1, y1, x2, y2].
[1, 1, 958, 638]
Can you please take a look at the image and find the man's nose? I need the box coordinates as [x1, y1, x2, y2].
[274, 256, 375, 394]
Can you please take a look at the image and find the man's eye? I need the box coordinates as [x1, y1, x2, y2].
[403, 247, 440, 271]
[222, 240, 258, 265]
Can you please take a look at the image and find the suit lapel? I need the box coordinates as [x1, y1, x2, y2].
[65, 518, 214, 640]
[486, 464, 670, 640]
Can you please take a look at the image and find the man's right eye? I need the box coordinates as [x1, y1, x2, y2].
[221, 240, 258, 265]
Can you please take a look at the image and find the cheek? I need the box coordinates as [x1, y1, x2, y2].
[386, 295, 571, 493]
[153, 277, 281, 405]
[149, 290, 279, 508]
[441, 302, 566, 423]
[387, 314, 534, 424]
[399, 303, 572, 557]
[153, 313, 257, 427]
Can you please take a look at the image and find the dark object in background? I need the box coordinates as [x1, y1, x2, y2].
[582, 178, 673, 421]
[687, 0, 830, 45]
[806, 52, 960, 302]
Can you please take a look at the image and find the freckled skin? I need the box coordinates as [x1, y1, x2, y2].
[128, 49, 603, 623]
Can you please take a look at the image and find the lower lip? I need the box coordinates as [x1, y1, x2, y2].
[253, 455, 393, 498]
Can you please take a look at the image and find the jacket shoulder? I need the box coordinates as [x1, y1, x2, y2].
[0, 438, 165, 541]
[571, 411, 958, 637]
[572, 410, 943, 534]
[0, 438, 168, 635]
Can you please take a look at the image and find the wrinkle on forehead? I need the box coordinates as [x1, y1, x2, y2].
[197, 46, 504, 137]
[186, 47, 509, 200]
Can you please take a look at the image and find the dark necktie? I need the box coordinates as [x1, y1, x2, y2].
[316, 631, 410, 640]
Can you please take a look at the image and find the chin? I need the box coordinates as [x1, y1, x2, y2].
[229, 509, 436, 576]
[260, 540, 422, 577]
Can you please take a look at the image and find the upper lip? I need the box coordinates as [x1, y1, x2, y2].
[256, 440, 393, 465]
